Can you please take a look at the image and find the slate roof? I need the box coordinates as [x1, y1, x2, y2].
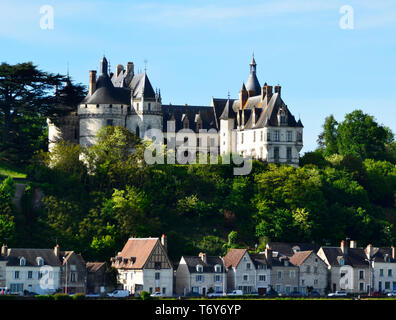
[267, 242, 320, 257]
[250, 253, 269, 268]
[368, 247, 396, 263]
[320, 247, 368, 267]
[219, 99, 236, 120]
[246, 73, 261, 95]
[162, 104, 217, 132]
[182, 256, 225, 273]
[113, 238, 159, 270]
[5, 248, 62, 267]
[223, 249, 247, 268]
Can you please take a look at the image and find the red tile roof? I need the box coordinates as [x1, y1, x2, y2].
[289, 251, 313, 266]
[113, 238, 159, 269]
[223, 249, 247, 268]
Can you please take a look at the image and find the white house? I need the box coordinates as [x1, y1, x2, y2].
[368, 245, 396, 293]
[111, 235, 173, 296]
[175, 252, 226, 296]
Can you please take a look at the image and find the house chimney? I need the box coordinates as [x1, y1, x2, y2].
[89, 70, 97, 95]
[161, 234, 167, 253]
[116, 64, 124, 77]
[392, 246, 396, 260]
[54, 244, 60, 257]
[261, 84, 273, 102]
[274, 85, 281, 97]
[366, 244, 373, 259]
[199, 252, 207, 264]
[340, 240, 348, 254]
[126, 62, 134, 75]
[1, 244, 8, 256]
[350, 240, 356, 248]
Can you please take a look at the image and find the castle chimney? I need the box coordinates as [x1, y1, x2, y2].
[89, 70, 97, 95]
[340, 240, 348, 254]
[54, 244, 60, 257]
[392, 246, 396, 260]
[274, 85, 281, 97]
[239, 83, 248, 109]
[116, 64, 124, 77]
[1, 244, 8, 256]
[161, 234, 167, 253]
[199, 252, 207, 264]
[350, 240, 357, 248]
[126, 62, 134, 76]
[366, 244, 373, 259]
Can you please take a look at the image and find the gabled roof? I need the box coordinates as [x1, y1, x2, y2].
[5, 248, 62, 267]
[249, 253, 268, 268]
[113, 238, 160, 269]
[289, 251, 313, 266]
[86, 262, 106, 273]
[267, 242, 320, 257]
[182, 256, 224, 273]
[223, 249, 247, 268]
[320, 247, 368, 267]
[219, 99, 236, 120]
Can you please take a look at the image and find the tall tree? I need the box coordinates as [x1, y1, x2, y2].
[0, 62, 63, 163]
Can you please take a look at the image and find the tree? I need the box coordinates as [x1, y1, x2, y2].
[0, 62, 64, 162]
[318, 115, 338, 156]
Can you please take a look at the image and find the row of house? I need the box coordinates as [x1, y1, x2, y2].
[0, 244, 113, 295]
[4, 237, 396, 296]
[111, 236, 396, 296]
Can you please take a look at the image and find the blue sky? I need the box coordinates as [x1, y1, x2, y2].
[1, 0, 395, 152]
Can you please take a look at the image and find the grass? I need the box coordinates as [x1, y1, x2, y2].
[0, 160, 27, 179]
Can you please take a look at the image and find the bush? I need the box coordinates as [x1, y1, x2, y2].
[35, 295, 54, 300]
[53, 293, 73, 300]
[72, 293, 86, 300]
[139, 291, 152, 300]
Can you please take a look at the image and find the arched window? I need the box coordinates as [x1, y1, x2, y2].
[196, 265, 203, 272]
[37, 257, 44, 266]
[20, 257, 26, 266]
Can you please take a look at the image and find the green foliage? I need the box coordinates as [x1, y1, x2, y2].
[53, 293, 73, 300]
[35, 294, 55, 300]
[72, 293, 86, 300]
[196, 235, 227, 256]
[139, 291, 152, 300]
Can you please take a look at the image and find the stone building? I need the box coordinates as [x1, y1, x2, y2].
[49, 55, 303, 166]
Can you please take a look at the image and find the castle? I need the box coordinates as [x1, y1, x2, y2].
[48, 56, 303, 166]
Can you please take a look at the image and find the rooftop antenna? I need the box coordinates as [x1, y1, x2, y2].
[144, 59, 148, 73]
[227, 91, 230, 99]
[108, 60, 111, 75]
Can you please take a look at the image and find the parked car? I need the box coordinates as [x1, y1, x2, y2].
[387, 292, 396, 297]
[328, 291, 347, 297]
[289, 291, 305, 297]
[308, 291, 321, 297]
[265, 290, 279, 297]
[0, 287, 10, 295]
[207, 292, 225, 297]
[227, 290, 243, 296]
[150, 292, 163, 297]
[107, 290, 130, 297]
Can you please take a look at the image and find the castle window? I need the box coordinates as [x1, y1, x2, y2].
[127, 106, 131, 112]
[253, 131, 256, 142]
[274, 147, 279, 161]
[121, 105, 123, 109]
[136, 126, 140, 137]
[287, 131, 293, 142]
[267, 131, 271, 141]
[85, 104, 87, 108]
[260, 131, 263, 141]
[106, 119, 113, 126]
[109, 104, 112, 108]
[241, 133, 244, 144]
[274, 130, 280, 142]
[148, 103, 151, 111]
[287, 147, 292, 161]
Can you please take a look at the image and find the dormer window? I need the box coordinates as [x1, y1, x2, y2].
[37, 257, 44, 266]
[340, 258, 345, 266]
[196, 264, 203, 272]
[20, 257, 26, 266]
[214, 265, 222, 273]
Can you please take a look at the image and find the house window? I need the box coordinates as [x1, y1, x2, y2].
[301, 279, 305, 285]
[275, 285, 281, 292]
[214, 265, 221, 273]
[37, 257, 44, 266]
[155, 262, 161, 270]
[215, 286, 222, 293]
[385, 282, 391, 290]
[259, 275, 266, 282]
[388, 269, 392, 277]
[246, 263, 251, 270]
[196, 275, 204, 282]
[109, 104, 112, 108]
[380, 269, 384, 277]
[70, 272, 76, 282]
[290, 271, 296, 279]
[306, 266, 311, 274]
[277, 271, 282, 280]
[38, 271, 43, 279]
[314, 279, 318, 285]
[162, 287, 166, 294]
[106, 119, 113, 126]
[214, 275, 222, 282]
[287, 131, 293, 142]
[148, 103, 151, 111]
[359, 270, 365, 280]
[314, 267, 318, 274]
[359, 282, 365, 292]
[243, 275, 248, 281]
[14, 271, 20, 279]
[155, 272, 160, 280]
[192, 287, 199, 293]
[28, 271, 33, 279]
